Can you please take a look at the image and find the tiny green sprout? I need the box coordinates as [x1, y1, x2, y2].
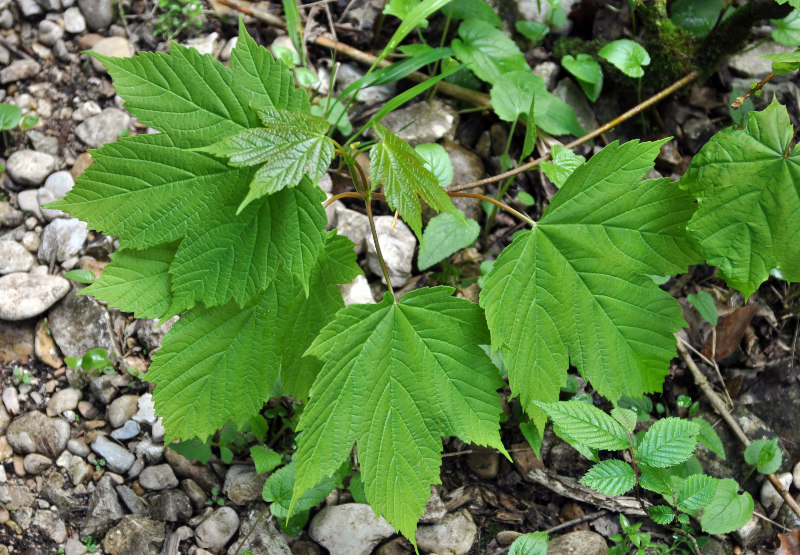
[205, 486, 226, 506]
[92, 458, 106, 472]
[12, 367, 31, 385]
[84, 535, 98, 552]
[20, 114, 38, 130]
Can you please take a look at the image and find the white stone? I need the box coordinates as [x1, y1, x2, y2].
[416, 509, 478, 555]
[0, 273, 70, 320]
[0, 240, 35, 274]
[339, 274, 375, 306]
[310, 504, 395, 555]
[334, 204, 369, 254]
[183, 32, 219, 56]
[90, 37, 135, 73]
[195, 507, 239, 551]
[38, 218, 88, 263]
[760, 472, 793, 518]
[365, 216, 416, 288]
[6, 149, 56, 186]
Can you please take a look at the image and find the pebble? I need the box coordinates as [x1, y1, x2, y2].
[140, 464, 179, 491]
[0, 241, 35, 274]
[231, 505, 292, 555]
[108, 394, 140, 428]
[729, 41, 795, 78]
[0, 202, 23, 227]
[67, 454, 90, 485]
[532, 60, 559, 91]
[2, 387, 19, 416]
[0, 320, 34, 364]
[222, 465, 266, 505]
[44, 170, 75, 199]
[339, 274, 375, 306]
[5, 149, 56, 186]
[103, 514, 166, 554]
[6, 410, 70, 456]
[0, 404, 9, 433]
[91, 435, 135, 473]
[16, 189, 41, 218]
[78, 0, 114, 30]
[39, 187, 67, 221]
[38, 20, 64, 46]
[38, 218, 89, 263]
[89, 37, 135, 73]
[110, 420, 140, 441]
[36, 0, 60, 12]
[21, 231, 42, 253]
[760, 472, 792, 518]
[48, 288, 116, 358]
[67, 437, 91, 457]
[46, 388, 81, 416]
[82, 475, 125, 538]
[373, 99, 457, 146]
[195, 507, 240, 552]
[337, 63, 395, 104]
[334, 205, 369, 254]
[134, 437, 164, 464]
[181, 478, 207, 509]
[793, 460, 800, 490]
[32, 510, 67, 543]
[63, 6, 87, 33]
[184, 32, 219, 56]
[0, 60, 41, 84]
[116, 484, 149, 515]
[467, 446, 499, 480]
[366, 216, 416, 288]
[35, 318, 63, 369]
[0, 273, 69, 320]
[310, 504, 395, 555]
[147, 489, 193, 521]
[420, 488, 447, 524]
[416, 509, 477, 555]
[547, 530, 609, 555]
[16, 0, 43, 17]
[75, 107, 131, 147]
[22, 453, 52, 474]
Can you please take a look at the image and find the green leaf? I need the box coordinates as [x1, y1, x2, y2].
[515, 20, 549, 42]
[561, 54, 603, 101]
[598, 39, 651, 78]
[775, 0, 800, 9]
[378, 0, 453, 62]
[670, 0, 724, 38]
[294, 287, 507, 542]
[580, 459, 636, 495]
[677, 473, 718, 511]
[612, 407, 637, 432]
[384, 0, 428, 27]
[744, 438, 782, 474]
[700, 478, 754, 534]
[264, 460, 348, 520]
[541, 145, 586, 188]
[147, 233, 360, 442]
[648, 505, 675, 525]
[415, 143, 454, 187]
[250, 445, 284, 474]
[78, 242, 177, 319]
[170, 438, 213, 464]
[687, 291, 718, 325]
[508, 532, 548, 555]
[311, 97, 353, 136]
[481, 140, 699, 431]
[451, 19, 529, 85]
[535, 401, 629, 450]
[636, 418, 699, 468]
[340, 47, 453, 99]
[639, 465, 675, 496]
[370, 124, 460, 239]
[349, 472, 368, 504]
[682, 100, 800, 299]
[63, 269, 96, 284]
[762, 50, 800, 75]
[0, 103, 21, 131]
[693, 417, 725, 460]
[490, 71, 585, 136]
[772, 10, 800, 46]
[418, 211, 480, 270]
[49, 134, 327, 311]
[449, 0, 501, 27]
[729, 88, 754, 128]
[200, 108, 334, 210]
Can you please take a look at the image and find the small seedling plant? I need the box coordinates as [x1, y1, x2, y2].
[49, 11, 800, 546]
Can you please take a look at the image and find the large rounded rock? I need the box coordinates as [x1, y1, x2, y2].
[78, 0, 114, 30]
[195, 507, 240, 552]
[228, 505, 291, 555]
[139, 464, 179, 491]
[91, 435, 135, 474]
[38, 218, 89, 264]
[5, 149, 55, 186]
[82, 475, 125, 539]
[415, 509, 477, 555]
[222, 465, 267, 505]
[48, 287, 117, 358]
[102, 514, 165, 555]
[366, 216, 416, 288]
[0, 241, 35, 275]
[0, 273, 69, 320]
[310, 504, 395, 555]
[6, 410, 70, 456]
[547, 530, 608, 555]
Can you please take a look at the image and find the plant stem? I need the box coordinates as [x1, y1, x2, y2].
[365, 198, 395, 300]
[731, 71, 775, 109]
[323, 191, 363, 208]
[449, 192, 535, 226]
[446, 70, 700, 194]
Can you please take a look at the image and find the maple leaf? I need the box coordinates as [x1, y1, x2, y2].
[481, 140, 700, 431]
[293, 286, 507, 542]
[682, 100, 800, 299]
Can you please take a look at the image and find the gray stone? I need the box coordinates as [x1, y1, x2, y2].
[88, 373, 128, 405]
[68, 454, 90, 485]
[547, 530, 608, 555]
[228, 505, 291, 555]
[38, 20, 64, 46]
[729, 41, 795, 78]
[734, 502, 772, 549]
[339, 274, 375, 306]
[48, 287, 117, 358]
[2, 59, 41, 85]
[43, 170, 75, 199]
[116, 484, 149, 516]
[42, 472, 74, 510]
[222, 465, 267, 505]
[67, 438, 91, 457]
[183, 32, 219, 56]
[102, 514, 165, 555]
[0, 202, 23, 227]
[64, 538, 89, 555]
[0, 8, 12, 27]
[110, 420, 140, 441]
[91, 435, 135, 473]
[75, 108, 131, 147]
[2, 385, 19, 415]
[63, 6, 86, 33]
[761, 472, 792, 518]
[366, 216, 416, 288]
[195, 507, 240, 552]
[553, 78, 594, 135]
[533, 61, 560, 91]
[16, 188, 41, 218]
[374, 99, 457, 146]
[147, 488, 192, 522]
[0, 273, 69, 320]
[135, 316, 178, 355]
[333, 205, 369, 254]
[15, 0, 43, 17]
[38, 187, 67, 221]
[132, 392, 157, 425]
[82, 475, 125, 539]
[38, 218, 88, 263]
[46, 388, 81, 416]
[777, 493, 800, 530]
[415, 509, 477, 555]
[337, 63, 395, 104]
[165, 446, 222, 492]
[23, 453, 52, 474]
[89, 37, 134, 73]
[108, 395, 140, 428]
[77, 0, 114, 29]
[140, 464, 179, 491]
[35, 0, 59, 11]
[310, 504, 395, 555]
[181, 478, 207, 509]
[134, 437, 164, 464]
[6, 410, 69, 456]
[443, 140, 484, 221]
[32, 510, 67, 543]
[5, 149, 55, 186]
[0, 241, 35, 274]
[20, 231, 41, 253]
[420, 488, 446, 524]
[28, 130, 60, 157]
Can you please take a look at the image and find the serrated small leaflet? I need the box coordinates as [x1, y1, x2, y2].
[481, 140, 700, 431]
[648, 505, 675, 525]
[636, 417, 699, 468]
[293, 286, 506, 543]
[508, 532, 548, 555]
[370, 124, 460, 239]
[535, 401, 629, 450]
[682, 100, 800, 299]
[677, 473, 718, 511]
[580, 459, 635, 495]
[611, 407, 637, 432]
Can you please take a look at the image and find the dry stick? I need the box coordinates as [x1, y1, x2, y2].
[676, 341, 800, 519]
[447, 70, 701, 194]
[217, 0, 492, 108]
[731, 71, 775, 109]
